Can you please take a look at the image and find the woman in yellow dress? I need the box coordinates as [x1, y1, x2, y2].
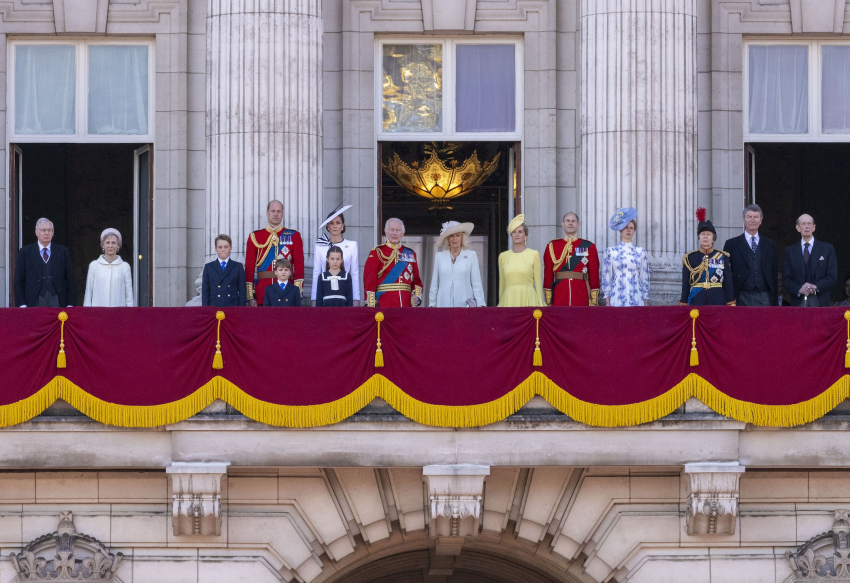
[498, 214, 544, 307]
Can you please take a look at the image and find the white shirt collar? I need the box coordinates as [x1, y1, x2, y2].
[745, 232, 759, 245]
[278, 280, 287, 287]
[801, 237, 815, 251]
[38, 242, 51, 252]
[219, 257, 229, 266]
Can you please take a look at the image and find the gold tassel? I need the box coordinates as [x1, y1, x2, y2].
[845, 311, 850, 369]
[374, 312, 385, 367]
[57, 312, 68, 369]
[212, 311, 225, 369]
[689, 309, 699, 367]
[533, 309, 543, 367]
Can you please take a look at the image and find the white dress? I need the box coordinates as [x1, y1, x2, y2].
[428, 249, 486, 307]
[602, 242, 650, 307]
[311, 237, 360, 301]
[84, 255, 134, 307]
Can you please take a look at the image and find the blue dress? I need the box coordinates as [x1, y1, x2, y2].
[602, 242, 650, 307]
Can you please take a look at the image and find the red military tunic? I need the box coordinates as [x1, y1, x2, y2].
[245, 225, 304, 305]
[543, 237, 600, 306]
[363, 243, 423, 308]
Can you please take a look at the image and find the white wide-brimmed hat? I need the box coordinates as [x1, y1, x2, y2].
[436, 221, 474, 248]
[318, 205, 353, 231]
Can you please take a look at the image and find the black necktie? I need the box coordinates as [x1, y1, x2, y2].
[803, 242, 810, 265]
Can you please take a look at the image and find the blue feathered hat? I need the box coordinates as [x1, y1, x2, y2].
[608, 207, 637, 232]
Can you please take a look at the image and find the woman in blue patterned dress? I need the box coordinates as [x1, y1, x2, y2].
[602, 207, 650, 307]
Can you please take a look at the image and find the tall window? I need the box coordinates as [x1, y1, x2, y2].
[9, 40, 154, 143]
[745, 40, 850, 141]
[378, 39, 522, 140]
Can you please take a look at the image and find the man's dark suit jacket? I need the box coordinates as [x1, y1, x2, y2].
[263, 281, 301, 306]
[723, 233, 778, 306]
[202, 259, 247, 307]
[783, 239, 838, 307]
[14, 243, 76, 307]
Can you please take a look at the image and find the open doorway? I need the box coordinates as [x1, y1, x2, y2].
[747, 143, 850, 303]
[9, 143, 152, 306]
[379, 141, 517, 307]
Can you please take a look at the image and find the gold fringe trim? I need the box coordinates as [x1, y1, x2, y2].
[0, 373, 849, 429]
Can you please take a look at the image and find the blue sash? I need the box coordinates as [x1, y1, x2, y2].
[375, 259, 410, 302]
[255, 232, 294, 282]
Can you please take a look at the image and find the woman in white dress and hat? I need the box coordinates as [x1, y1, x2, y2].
[429, 221, 486, 307]
[84, 228, 134, 307]
[601, 207, 650, 306]
[311, 205, 361, 306]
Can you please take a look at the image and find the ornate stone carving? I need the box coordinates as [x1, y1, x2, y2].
[423, 464, 489, 543]
[10, 511, 123, 581]
[684, 462, 746, 535]
[166, 462, 229, 537]
[786, 510, 850, 581]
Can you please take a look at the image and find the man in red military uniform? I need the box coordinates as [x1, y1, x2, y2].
[364, 218, 423, 308]
[544, 212, 600, 306]
[245, 200, 304, 306]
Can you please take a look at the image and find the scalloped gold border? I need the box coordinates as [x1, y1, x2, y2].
[0, 372, 847, 428]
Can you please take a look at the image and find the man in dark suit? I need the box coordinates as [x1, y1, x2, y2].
[783, 214, 838, 307]
[202, 234, 247, 307]
[723, 204, 777, 306]
[14, 218, 76, 308]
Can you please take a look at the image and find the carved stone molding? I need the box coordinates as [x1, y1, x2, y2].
[166, 462, 229, 537]
[684, 462, 746, 536]
[786, 509, 850, 582]
[790, 0, 847, 33]
[421, 0, 475, 31]
[10, 511, 124, 582]
[423, 464, 489, 546]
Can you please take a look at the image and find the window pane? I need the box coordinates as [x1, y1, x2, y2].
[748, 45, 808, 134]
[88, 46, 149, 135]
[15, 45, 76, 135]
[456, 45, 516, 133]
[382, 44, 442, 133]
[822, 46, 850, 134]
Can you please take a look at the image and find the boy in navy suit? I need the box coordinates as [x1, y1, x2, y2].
[263, 259, 301, 306]
[202, 235, 247, 307]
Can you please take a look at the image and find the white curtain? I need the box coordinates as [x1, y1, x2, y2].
[822, 46, 850, 134]
[15, 45, 76, 135]
[748, 45, 808, 134]
[456, 45, 516, 133]
[88, 46, 149, 135]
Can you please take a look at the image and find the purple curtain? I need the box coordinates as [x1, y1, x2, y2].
[456, 45, 516, 133]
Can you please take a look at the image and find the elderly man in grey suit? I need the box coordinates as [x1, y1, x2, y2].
[783, 214, 838, 307]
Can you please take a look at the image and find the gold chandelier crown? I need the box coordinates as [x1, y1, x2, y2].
[382, 150, 500, 205]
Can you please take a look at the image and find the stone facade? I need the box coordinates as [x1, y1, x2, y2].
[1, 0, 849, 581]
[3, 399, 850, 581]
[0, 0, 835, 305]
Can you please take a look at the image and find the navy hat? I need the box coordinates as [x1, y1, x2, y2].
[696, 207, 715, 236]
[609, 207, 637, 232]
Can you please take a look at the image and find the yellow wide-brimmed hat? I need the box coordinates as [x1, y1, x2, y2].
[507, 214, 525, 234]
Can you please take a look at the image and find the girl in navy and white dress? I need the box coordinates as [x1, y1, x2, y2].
[315, 246, 354, 307]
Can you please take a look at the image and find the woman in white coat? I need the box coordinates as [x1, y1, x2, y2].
[312, 205, 360, 306]
[84, 228, 134, 307]
[429, 221, 486, 307]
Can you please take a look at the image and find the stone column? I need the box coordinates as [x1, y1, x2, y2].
[580, 0, 698, 303]
[206, 0, 322, 265]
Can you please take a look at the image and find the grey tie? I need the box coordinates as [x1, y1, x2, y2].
[750, 236, 757, 252]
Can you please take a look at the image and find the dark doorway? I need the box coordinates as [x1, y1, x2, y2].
[380, 141, 514, 307]
[749, 143, 850, 303]
[13, 143, 148, 306]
